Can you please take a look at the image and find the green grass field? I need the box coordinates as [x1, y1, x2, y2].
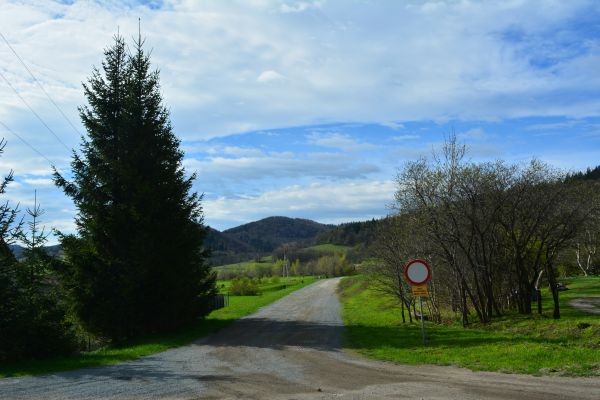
[339, 275, 600, 376]
[0, 276, 316, 378]
[305, 243, 351, 253]
[213, 257, 278, 278]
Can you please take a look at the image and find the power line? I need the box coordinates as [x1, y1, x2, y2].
[0, 119, 56, 167]
[0, 68, 71, 153]
[0, 31, 83, 137]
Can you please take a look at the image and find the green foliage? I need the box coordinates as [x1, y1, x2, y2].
[340, 275, 600, 376]
[315, 219, 380, 246]
[304, 252, 355, 277]
[0, 182, 76, 361]
[229, 277, 260, 295]
[566, 165, 600, 182]
[53, 34, 214, 342]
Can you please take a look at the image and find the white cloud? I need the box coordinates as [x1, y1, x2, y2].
[458, 128, 487, 140]
[1, 0, 598, 145]
[307, 132, 379, 152]
[184, 151, 379, 182]
[392, 134, 420, 140]
[280, 1, 322, 14]
[380, 122, 405, 130]
[0, 0, 598, 236]
[256, 70, 285, 83]
[204, 180, 395, 229]
[526, 120, 580, 130]
[22, 178, 54, 186]
[222, 146, 265, 157]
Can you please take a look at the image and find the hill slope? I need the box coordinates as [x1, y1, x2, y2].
[204, 228, 259, 265]
[223, 216, 333, 253]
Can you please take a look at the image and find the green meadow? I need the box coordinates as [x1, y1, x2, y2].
[339, 275, 600, 376]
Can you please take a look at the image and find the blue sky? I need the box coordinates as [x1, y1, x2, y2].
[0, 0, 599, 240]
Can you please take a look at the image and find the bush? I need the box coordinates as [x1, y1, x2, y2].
[0, 261, 77, 361]
[229, 277, 260, 296]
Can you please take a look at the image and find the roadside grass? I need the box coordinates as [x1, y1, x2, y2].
[339, 275, 600, 376]
[0, 276, 316, 378]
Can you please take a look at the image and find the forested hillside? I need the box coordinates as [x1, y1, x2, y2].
[314, 219, 381, 247]
[204, 228, 258, 265]
[222, 216, 332, 253]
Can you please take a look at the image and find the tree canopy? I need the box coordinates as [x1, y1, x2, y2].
[54, 35, 215, 341]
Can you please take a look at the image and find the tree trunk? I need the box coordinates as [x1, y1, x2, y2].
[400, 299, 406, 323]
[576, 244, 588, 276]
[461, 285, 469, 327]
[534, 270, 543, 315]
[546, 262, 560, 319]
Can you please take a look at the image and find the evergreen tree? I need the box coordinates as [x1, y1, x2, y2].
[0, 143, 74, 360]
[54, 34, 214, 341]
[0, 139, 24, 360]
[20, 190, 51, 288]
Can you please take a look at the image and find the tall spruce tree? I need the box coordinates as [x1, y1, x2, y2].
[54, 35, 215, 341]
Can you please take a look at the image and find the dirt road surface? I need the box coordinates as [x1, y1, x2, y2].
[570, 296, 600, 315]
[2, 278, 599, 399]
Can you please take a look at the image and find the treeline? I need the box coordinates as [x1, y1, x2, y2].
[566, 165, 600, 182]
[314, 219, 380, 247]
[370, 136, 599, 325]
[217, 252, 355, 280]
[1, 34, 214, 361]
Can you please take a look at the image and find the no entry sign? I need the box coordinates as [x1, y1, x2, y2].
[404, 259, 432, 286]
[404, 259, 432, 344]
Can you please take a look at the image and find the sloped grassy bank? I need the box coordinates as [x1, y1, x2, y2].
[339, 275, 600, 376]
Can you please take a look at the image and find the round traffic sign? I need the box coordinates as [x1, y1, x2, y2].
[404, 259, 432, 286]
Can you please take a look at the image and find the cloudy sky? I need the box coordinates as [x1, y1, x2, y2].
[0, 0, 599, 239]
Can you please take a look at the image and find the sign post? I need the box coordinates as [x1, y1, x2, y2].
[404, 259, 432, 344]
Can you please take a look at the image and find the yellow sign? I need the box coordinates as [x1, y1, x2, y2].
[412, 285, 429, 297]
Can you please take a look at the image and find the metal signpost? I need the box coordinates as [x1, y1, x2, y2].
[404, 259, 432, 344]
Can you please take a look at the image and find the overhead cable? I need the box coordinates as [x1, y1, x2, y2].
[0, 31, 83, 137]
[0, 119, 56, 167]
[0, 68, 71, 153]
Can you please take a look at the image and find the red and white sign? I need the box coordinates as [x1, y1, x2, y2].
[404, 259, 432, 286]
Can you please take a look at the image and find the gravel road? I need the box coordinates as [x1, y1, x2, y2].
[2, 278, 599, 399]
[570, 296, 600, 315]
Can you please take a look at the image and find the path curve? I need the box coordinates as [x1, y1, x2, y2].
[1, 278, 600, 399]
[570, 296, 600, 315]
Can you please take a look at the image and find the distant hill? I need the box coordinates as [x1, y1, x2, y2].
[204, 228, 259, 265]
[222, 216, 333, 253]
[7, 216, 364, 267]
[9, 244, 62, 259]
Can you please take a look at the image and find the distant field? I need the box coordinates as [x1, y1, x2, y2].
[339, 275, 600, 376]
[0, 277, 316, 378]
[215, 259, 274, 272]
[217, 276, 312, 294]
[212, 258, 276, 279]
[305, 243, 351, 253]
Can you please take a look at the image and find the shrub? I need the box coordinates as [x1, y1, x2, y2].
[229, 277, 260, 296]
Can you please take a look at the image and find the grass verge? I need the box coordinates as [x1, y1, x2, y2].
[339, 275, 600, 376]
[0, 276, 316, 378]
